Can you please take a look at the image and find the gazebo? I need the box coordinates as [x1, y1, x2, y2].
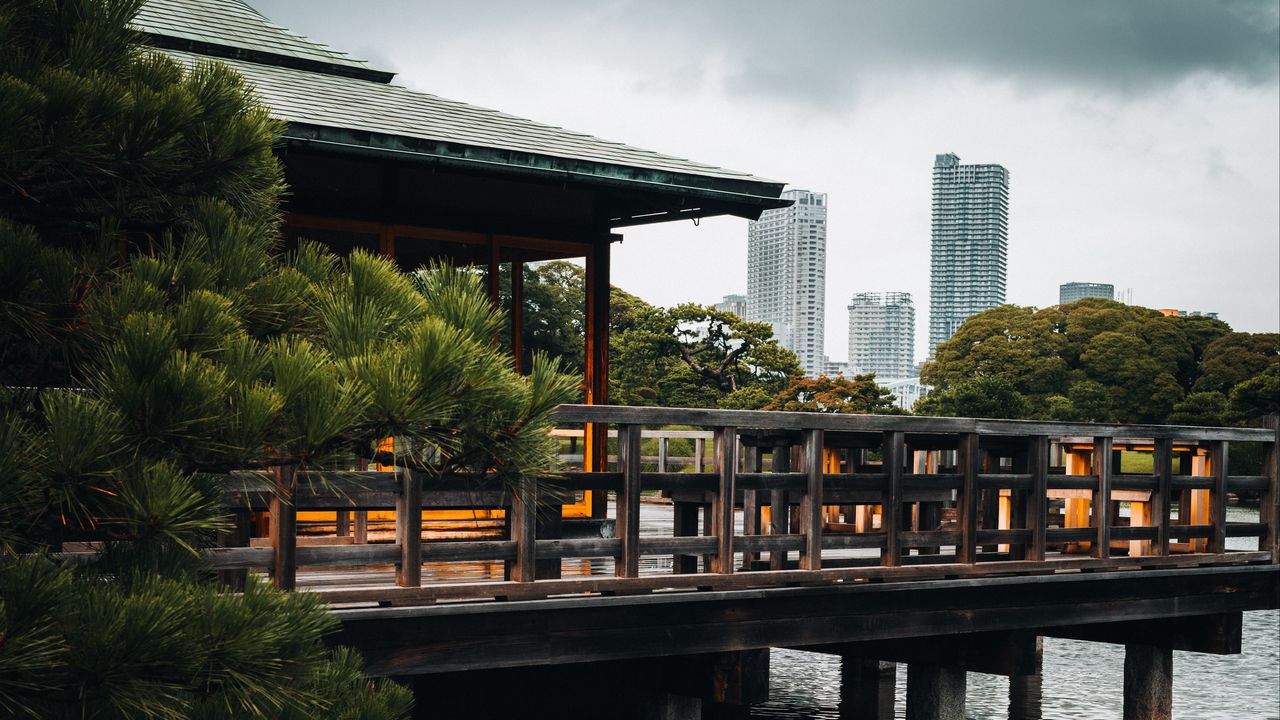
[134, 0, 789, 487]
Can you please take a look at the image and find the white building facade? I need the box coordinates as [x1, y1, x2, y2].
[1059, 282, 1114, 304]
[847, 292, 915, 379]
[747, 189, 827, 377]
[928, 153, 1009, 357]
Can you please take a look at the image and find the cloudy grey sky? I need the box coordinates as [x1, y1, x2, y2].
[254, 0, 1280, 362]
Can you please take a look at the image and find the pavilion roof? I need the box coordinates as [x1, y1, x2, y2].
[134, 0, 788, 222]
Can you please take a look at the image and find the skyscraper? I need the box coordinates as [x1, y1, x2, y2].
[847, 292, 915, 379]
[1059, 282, 1114, 304]
[929, 153, 1009, 356]
[714, 294, 747, 318]
[747, 189, 827, 377]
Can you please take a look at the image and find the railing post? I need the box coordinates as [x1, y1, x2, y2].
[743, 444, 761, 569]
[958, 433, 980, 564]
[769, 442, 791, 571]
[658, 435, 669, 473]
[712, 426, 738, 574]
[510, 476, 537, 582]
[1209, 440, 1229, 554]
[1092, 437, 1113, 559]
[881, 431, 904, 567]
[1029, 435, 1049, 562]
[396, 466, 422, 587]
[1264, 416, 1279, 564]
[800, 429, 825, 570]
[617, 424, 642, 578]
[1153, 437, 1173, 557]
[269, 464, 297, 590]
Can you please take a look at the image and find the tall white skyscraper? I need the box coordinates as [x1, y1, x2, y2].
[929, 153, 1009, 357]
[847, 292, 915, 379]
[747, 189, 827, 377]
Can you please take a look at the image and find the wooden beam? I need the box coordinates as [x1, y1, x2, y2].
[269, 464, 296, 590]
[616, 424, 642, 578]
[712, 427, 738, 574]
[1092, 436, 1113, 559]
[1154, 437, 1173, 557]
[1210, 440, 1229, 554]
[801, 429, 825, 570]
[583, 238, 611, 519]
[510, 478, 537, 582]
[1028, 436, 1049, 562]
[1041, 612, 1242, 655]
[812, 631, 1041, 677]
[958, 433, 980, 564]
[882, 431, 904, 567]
[395, 466, 422, 587]
[511, 259, 524, 373]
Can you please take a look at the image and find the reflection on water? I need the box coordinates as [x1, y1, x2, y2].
[752, 506, 1280, 720]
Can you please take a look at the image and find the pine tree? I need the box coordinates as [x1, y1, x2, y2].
[0, 1, 576, 717]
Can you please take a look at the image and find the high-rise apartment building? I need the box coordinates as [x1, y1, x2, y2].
[929, 153, 1009, 357]
[747, 189, 827, 377]
[714, 294, 747, 318]
[847, 292, 915, 379]
[1059, 282, 1114, 304]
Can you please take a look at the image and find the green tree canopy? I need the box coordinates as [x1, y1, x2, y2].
[0, 1, 574, 716]
[764, 374, 902, 414]
[920, 299, 1274, 424]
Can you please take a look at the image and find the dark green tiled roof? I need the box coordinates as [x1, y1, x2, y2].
[137, 0, 786, 208]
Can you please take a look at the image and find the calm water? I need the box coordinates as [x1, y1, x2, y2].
[749, 506, 1280, 720]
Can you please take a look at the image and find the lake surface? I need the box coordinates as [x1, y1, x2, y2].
[748, 506, 1279, 720]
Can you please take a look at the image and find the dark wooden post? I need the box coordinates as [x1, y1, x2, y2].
[1092, 436, 1113, 559]
[583, 237, 611, 519]
[800, 429, 825, 570]
[616, 424, 642, 578]
[742, 444, 761, 569]
[1028, 436, 1049, 562]
[511, 259, 524, 373]
[769, 442, 791, 571]
[840, 658, 897, 720]
[712, 426, 738, 574]
[881, 431, 904, 567]
[1123, 644, 1172, 720]
[1209, 440, 1229, 554]
[673, 502, 700, 574]
[395, 466, 422, 587]
[510, 477, 537, 582]
[217, 508, 252, 590]
[958, 433, 981, 564]
[269, 465, 297, 590]
[1154, 437, 1173, 557]
[335, 509, 350, 537]
[1263, 416, 1279, 563]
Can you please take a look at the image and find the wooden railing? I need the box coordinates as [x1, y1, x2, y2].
[201, 407, 1277, 604]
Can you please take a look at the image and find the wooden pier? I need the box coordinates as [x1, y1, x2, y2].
[197, 407, 1278, 718]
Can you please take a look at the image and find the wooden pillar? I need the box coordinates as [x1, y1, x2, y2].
[906, 663, 966, 720]
[769, 443, 791, 571]
[839, 658, 896, 720]
[1123, 644, 1172, 720]
[217, 508, 252, 590]
[485, 234, 500, 305]
[511, 259, 524, 373]
[800, 429, 825, 570]
[1029, 436, 1049, 562]
[269, 465, 297, 590]
[1092, 436, 1113, 559]
[1153, 438, 1173, 556]
[1008, 637, 1044, 720]
[510, 477, 537, 582]
[395, 466, 422, 587]
[616, 424, 642, 578]
[711, 427, 738, 574]
[881, 431, 904, 567]
[742, 445, 761, 569]
[584, 238, 611, 518]
[958, 433, 980, 564]
[1209, 440, 1229, 554]
[1263, 416, 1279, 563]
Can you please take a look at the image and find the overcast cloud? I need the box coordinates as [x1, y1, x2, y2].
[253, 0, 1280, 362]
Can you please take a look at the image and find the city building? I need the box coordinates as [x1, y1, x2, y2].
[747, 189, 827, 377]
[714, 294, 747, 318]
[822, 357, 849, 377]
[882, 377, 930, 412]
[1157, 309, 1220, 320]
[847, 292, 915, 379]
[928, 153, 1009, 357]
[1059, 282, 1114, 304]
